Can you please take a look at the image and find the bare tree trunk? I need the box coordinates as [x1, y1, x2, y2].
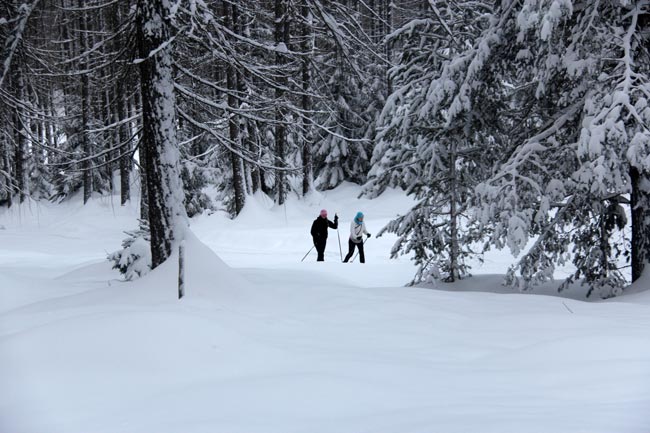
[274, 0, 289, 205]
[136, 0, 187, 269]
[103, 86, 114, 193]
[630, 166, 650, 282]
[45, 98, 54, 151]
[98, 7, 114, 194]
[118, 82, 131, 205]
[2, 133, 12, 207]
[178, 240, 185, 299]
[598, 202, 611, 282]
[13, 67, 27, 203]
[384, 0, 392, 94]
[235, 11, 259, 195]
[225, 2, 246, 215]
[132, 93, 148, 220]
[301, 0, 313, 196]
[448, 139, 459, 282]
[79, 0, 92, 204]
[57, 0, 73, 126]
[30, 95, 42, 197]
[248, 121, 261, 193]
[233, 5, 251, 197]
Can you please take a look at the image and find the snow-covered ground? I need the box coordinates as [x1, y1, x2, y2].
[1, 185, 650, 433]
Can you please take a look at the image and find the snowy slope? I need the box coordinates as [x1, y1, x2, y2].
[1, 186, 650, 433]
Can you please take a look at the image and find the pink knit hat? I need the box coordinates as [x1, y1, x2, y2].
[320, 209, 328, 217]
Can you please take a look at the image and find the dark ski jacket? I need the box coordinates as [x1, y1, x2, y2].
[311, 216, 338, 242]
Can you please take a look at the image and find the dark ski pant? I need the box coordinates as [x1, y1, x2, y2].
[314, 238, 327, 261]
[343, 239, 364, 263]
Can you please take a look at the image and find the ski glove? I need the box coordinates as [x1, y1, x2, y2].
[367, 233, 371, 238]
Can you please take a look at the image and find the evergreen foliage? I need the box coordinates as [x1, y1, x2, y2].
[367, 0, 500, 283]
[473, 0, 650, 297]
[108, 219, 152, 280]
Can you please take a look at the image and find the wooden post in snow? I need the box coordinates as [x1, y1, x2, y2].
[178, 240, 185, 299]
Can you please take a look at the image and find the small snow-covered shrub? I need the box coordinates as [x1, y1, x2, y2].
[108, 220, 151, 280]
[181, 163, 214, 217]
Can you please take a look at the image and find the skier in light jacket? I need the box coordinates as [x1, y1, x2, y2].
[343, 211, 371, 263]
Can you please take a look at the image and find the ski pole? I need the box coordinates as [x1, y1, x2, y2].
[301, 245, 315, 262]
[336, 219, 343, 262]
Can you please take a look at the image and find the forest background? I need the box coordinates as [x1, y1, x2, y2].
[1, 0, 649, 298]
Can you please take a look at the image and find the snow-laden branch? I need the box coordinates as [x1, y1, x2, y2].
[180, 3, 301, 55]
[54, 0, 121, 12]
[133, 36, 176, 65]
[45, 127, 140, 168]
[493, 101, 582, 182]
[0, 0, 41, 89]
[427, 0, 461, 49]
[310, 0, 364, 81]
[444, 1, 517, 125]
[177, 107, 301, 173]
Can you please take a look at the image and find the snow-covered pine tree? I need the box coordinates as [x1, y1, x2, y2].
[179, 136, 214, 218]
[312, 0, 386, 190]
[108, 219, 152, 280]
[315, 51, 371, 188]
[474, 0, 650, 297]
[366, 0, 500, 283]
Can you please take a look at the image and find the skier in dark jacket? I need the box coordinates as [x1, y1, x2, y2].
[310, 209, 338, 261]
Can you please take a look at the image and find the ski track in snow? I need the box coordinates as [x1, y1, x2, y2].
[1, 184, 650, 433]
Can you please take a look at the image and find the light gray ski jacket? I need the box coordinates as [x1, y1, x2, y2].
[349, 221, 368, 243]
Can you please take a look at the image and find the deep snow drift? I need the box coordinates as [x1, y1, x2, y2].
[1, 185, 650, 433]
